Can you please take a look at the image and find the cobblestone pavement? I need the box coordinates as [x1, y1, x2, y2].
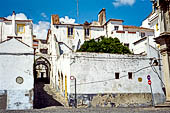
[1, 107, 170, 113]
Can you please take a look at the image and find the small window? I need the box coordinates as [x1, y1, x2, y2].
[141, 32, 145, 37]
[128, 72, 132, 79]
[84, 28, 90, 37]
[68, 27, 74, 37]
[17, 24, 25, 34]
[56, 25, 59, 29]
[114, 26, 119, 30]
[115, 72, 119, 79]
[40, 49, 48, 54]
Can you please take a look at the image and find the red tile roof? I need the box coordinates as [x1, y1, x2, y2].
[0, 17, 8, 21]
[5, 20, 32, 22]
[123, 25, 154, 31]
[0, 17, 32, 22]
[116, 31, 125, 33]
[128, 31, 136, 34]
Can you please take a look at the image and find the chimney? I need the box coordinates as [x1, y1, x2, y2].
[12, 11, 16, 36]
[98, 8, 106, 25]
[51, 14, 60, 25]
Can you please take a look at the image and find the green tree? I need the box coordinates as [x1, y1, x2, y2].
[77, 36, 131, 54]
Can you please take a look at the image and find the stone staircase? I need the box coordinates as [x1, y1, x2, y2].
[43, 84, 69, 107]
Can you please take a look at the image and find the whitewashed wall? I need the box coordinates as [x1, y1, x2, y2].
[0, 38, 34, 110]
[0, 21, 33, 47]
[69, 52, 165, 104]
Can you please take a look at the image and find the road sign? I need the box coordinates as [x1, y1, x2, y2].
[147, 75, 151, 80]
[148, 80, 151, 85]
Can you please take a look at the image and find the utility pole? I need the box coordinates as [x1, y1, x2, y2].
[77, 0, 79, 23]
[75, 78, 77, 108]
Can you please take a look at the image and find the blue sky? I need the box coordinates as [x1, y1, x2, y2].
[0, 0, 152, 39]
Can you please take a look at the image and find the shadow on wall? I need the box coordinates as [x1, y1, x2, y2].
[33, 82, 63, 109]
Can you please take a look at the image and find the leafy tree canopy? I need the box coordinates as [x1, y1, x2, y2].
[77, 36, 131, 54]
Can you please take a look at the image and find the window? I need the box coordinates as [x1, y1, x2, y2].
[114, 26, 119, 30]
[68, 27, 74, 37]
[17, 24, 25, 34]
[124, 43, 129, 48]
[115, 72, 119, 79]
[128, 72, 133, 79]
[55, 25, 59, 29]
[84, 28, 90, 37]
[141, 32, 145, 37]
[40, 49, 48, 54]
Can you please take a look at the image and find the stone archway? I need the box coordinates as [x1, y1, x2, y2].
[34, 57, 51, 84]
[33, 56, 63, 109]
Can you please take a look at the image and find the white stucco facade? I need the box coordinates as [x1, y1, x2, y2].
[49, 9, 155, 55]
[53, 52, 165, 107]
[0, 12, 33, 47]
[0, 38, 34, 110]
[46, 8, 165, 107]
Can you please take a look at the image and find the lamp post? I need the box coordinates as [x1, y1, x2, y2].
[70, 76, 77, 108]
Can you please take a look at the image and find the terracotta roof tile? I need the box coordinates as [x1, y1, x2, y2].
[5, 20, 32, 22]
[105, 18, 124, 25]
[123, 25, 154, 31]
[116, 31, 125, 33]
[0, 17, 8, 21]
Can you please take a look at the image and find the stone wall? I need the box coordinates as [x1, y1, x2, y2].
[69, 93, 153, 107]
[0, 90, 7, 109]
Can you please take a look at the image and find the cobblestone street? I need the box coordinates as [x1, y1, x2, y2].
[1, 107, 170, 113]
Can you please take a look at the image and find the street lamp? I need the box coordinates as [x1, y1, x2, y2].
[149, 58, 159, 66]
[70, 76, 77, 108]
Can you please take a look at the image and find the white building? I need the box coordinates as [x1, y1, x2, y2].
[47, 8, 165, 107]
[139, 3, 161, 56]
[0, 11, 33, 47]
[54, 52, 165, 107]
[0, 38, 34, 110]
[49, 8, 154, 54]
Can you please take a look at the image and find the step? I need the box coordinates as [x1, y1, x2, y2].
[155, 101, 170, 108]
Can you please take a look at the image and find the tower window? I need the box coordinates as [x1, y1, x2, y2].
[68, 27, 74, 37]
[84, 28, 90, 37]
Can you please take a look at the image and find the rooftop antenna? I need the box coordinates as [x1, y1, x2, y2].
[77, 0, 79, 23]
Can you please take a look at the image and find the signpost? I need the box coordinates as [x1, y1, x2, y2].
[70, 76, 77, 108]
[148, 80, 151, 85]
[147, 75, 154, 106]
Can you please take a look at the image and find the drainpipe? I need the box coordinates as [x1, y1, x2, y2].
[147, 36, 151, 58]
[106, 25, 108, 37]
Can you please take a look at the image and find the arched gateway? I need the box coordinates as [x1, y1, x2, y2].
[34, 57, 51, 83]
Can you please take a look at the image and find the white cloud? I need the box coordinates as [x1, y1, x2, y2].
[113, 0, 136, 7]
[41, 12, 48, 20]
[6, 13, 28, 20]
[33, 21, 50, 39]
[60, 16, 75, 24]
